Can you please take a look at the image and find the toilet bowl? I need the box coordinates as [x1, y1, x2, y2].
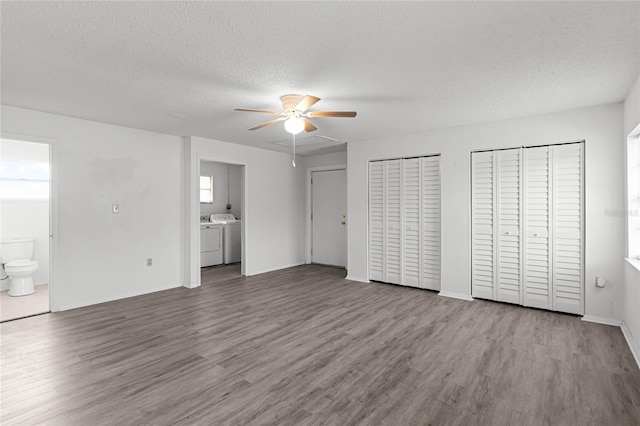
[5, 259, 39, 296]
[0, 238, 39, 297]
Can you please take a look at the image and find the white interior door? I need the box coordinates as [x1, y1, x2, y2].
[312, 169, 347, 267]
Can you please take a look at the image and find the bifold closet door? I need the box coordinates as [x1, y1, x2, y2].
[496, 149, 522, 304]
[421, 156, 441, 290]
[369, 156, 441, 289]
[402, 156, 441, 290]
[402, 158, 421, 287]
[368, 160, 402, 285]
[551, 143, 583, 315]
[368, 161, 384, 282]
[472, 143, 584, 315]
[471, 151, 495, 300]
[471, 148, 521, 303]
[523, 146, 552, 310]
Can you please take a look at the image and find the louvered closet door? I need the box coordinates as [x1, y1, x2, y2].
[523, 146, 552, 310]
[471, 151, 495, 300]
[551, 143, 583, 315]
[368, 161, 384, 282]
[421, 156, 441, 290]
[384, 160, 402, 284]
[402, 158, 421, 287]
[496, 149, 522, 304]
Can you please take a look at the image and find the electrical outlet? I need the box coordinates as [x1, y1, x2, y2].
[112, 204, 119, 213]
[147, 258, 153, 267]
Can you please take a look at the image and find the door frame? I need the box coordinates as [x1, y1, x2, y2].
[0, 132, 57, 312]
[195, 156, 246, 286]
[305, 164, 347, 264]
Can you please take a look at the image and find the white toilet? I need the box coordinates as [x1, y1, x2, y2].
[0, 238, 39, 297]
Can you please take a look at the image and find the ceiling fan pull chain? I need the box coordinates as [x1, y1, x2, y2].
[292, 133, 296, 167]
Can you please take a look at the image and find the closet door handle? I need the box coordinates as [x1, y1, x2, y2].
[505, 231, 511, 235]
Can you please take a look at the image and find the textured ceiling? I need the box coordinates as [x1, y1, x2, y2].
[1, 1, 639, 155]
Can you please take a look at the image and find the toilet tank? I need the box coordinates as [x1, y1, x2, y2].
[0, 238, 35, 263]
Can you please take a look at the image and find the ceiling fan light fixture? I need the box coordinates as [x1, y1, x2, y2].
[284, 116, 305, 134]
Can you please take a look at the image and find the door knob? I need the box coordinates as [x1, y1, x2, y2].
[533, 233, 539, 237]
[341, 221, 346, 225]
[505, 231, 511, 235]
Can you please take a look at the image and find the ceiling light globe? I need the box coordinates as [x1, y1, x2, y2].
[284, 117, 305, 134]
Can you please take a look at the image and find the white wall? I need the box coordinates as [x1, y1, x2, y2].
[1, 139, 50, 289]
[304, 151, 347, 168]
[199, 161, 242, 219]
[182, 136, 306, 286]
[1, 105, 182, 311]
[348, 103, 625, 322]
[622, 73, 640, 366]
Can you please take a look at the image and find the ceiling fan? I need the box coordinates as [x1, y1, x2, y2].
[234, 94, 357, 134]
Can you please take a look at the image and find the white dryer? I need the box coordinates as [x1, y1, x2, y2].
[209, 214, 241, 264]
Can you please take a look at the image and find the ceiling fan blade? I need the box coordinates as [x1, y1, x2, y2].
[295, 95, 321, 112]
[303, 118, 317, 132]
[235, 108, 282, 115]
[249, 117, 286, 130]
[307, 111, 357, 118]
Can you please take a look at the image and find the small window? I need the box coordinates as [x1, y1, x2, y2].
[200, 175, 213, 204]
[0, 159, 49, 200]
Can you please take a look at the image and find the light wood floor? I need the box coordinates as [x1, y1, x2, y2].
[0, 283, 49, 322]
[1, 265, 638, 425]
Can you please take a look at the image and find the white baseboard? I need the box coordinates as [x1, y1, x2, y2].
[345, 275, 370, 283]
[438, 291, 474, 301]
[55, 283, 180, 312]
[581, 315, 622, 327]
[182, 281, 199, 289]
[621, 321, 640, 371]
[245, 261, 306, 276]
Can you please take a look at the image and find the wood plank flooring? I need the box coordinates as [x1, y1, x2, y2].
[1, 265, 639, 425]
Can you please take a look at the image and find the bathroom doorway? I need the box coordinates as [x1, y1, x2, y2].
[198, 160, 245, 285]
[0, 138, 51, 322]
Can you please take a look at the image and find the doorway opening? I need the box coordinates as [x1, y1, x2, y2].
[0, 138, 51, 322]
[309, 168, 347, 270]
[198, 160, 244, 285]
